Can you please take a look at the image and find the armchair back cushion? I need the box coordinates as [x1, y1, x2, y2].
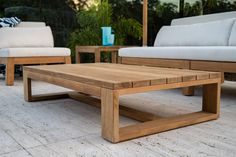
[17, 22, 46, 27]
[0, 26, 54, 48]
[154, 19, 235, 47]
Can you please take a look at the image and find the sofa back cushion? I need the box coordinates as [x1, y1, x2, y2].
[154, 19, 235, 47]
[0, 26, 54, 48]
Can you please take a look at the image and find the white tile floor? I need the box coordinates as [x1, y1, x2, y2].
[0, 77, 236, 157]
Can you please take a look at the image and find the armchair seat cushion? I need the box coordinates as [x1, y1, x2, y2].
[119, 46, 236, 62]
[0, 47, 71, 57]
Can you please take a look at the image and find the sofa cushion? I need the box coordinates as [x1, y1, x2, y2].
[154, 19, 235, 47]
[0, 26, 54, 48]
[0, 47, 71, 57]
[119, 47, 236, 62]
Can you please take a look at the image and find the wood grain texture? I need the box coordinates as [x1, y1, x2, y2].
[120, 57, 231, 96]
[121, 57, 236, 73]
[182, 87, 195, 96]
[101, 88, 120, 143]
[1, 56, 71, 86]
[121, 57, 190, 69]
[23, 71, 32, 101]
[203, 82, 221, 116]
[119, 112, 218, 142]
[24, 63, 221, 90]
[117, 78, 221, 96]
[6, 58, 15, 86]
[23, 63, 222, 143]
[12, 57, 70, 64]
[191, 61, 236, 73]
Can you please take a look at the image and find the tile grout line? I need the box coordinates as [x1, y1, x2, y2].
[3, 130, 34, 157]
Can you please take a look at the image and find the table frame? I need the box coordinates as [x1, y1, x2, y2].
[23, 68, 221, 143]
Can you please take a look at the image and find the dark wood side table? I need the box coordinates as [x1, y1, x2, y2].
[75, 46, 130, 63]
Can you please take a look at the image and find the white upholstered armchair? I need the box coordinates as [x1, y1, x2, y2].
[0, 22, 71, 86]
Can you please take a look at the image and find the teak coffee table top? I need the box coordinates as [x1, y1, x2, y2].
[24, 63, 220, 90]
[24, 63, 221, 143]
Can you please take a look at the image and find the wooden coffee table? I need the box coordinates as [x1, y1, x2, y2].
[23, 63, 221, 143]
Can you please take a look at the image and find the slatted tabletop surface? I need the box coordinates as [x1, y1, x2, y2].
[24, 63, 221, 90]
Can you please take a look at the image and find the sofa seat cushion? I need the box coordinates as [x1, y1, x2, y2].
[0, 47, 71, 57]
[119, 47, 236, 62]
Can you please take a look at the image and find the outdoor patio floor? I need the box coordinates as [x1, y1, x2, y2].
[0, 77, 236, 157]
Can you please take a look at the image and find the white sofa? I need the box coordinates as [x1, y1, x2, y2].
[0, 22, 71, 86]
[119, 12, 236, 95]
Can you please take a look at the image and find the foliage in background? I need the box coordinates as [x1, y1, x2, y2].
[0, 0, 89, 47]
[1, 0, 236, 62]
[68, 0, 142, 62]
[184, 0, 236, 16]
[4, 6, 77, 47]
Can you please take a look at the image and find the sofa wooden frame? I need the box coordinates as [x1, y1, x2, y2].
[0, 56, 71, 86]
[119, 57, 229, 95]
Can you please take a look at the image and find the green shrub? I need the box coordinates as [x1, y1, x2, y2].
[68, 0, 142, 63]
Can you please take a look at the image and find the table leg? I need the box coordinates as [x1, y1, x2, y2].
[202, 82, 221, 116]
[23, 71, 32, 102]
[6, 58, 15, 86]
[76, 51, 81, 63]
[111, 52, 118, 63]
[221, 72, 225, 83]
[95, 49, 101, 63]
[182, 86, 195, 96]
[101, 88, 120, 143]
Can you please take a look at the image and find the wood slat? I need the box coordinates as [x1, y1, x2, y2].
[25, 65, 168, 89]
[25, 65, 132, 89]
[111, 62, 218, 80]
[24, 63, 221, 90]
[80, 64, 180, 84]
[80, 64, 194, 83]
[118, 78, 221, 96]
[86, 63, 211, 83]
[78, 65, 170, 86]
